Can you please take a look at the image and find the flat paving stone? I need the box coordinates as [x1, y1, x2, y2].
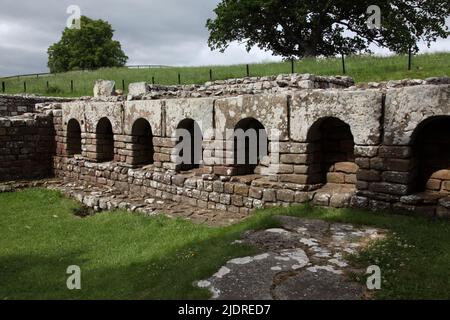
[197, 215, 386, 300]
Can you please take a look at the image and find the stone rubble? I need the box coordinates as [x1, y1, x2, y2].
[126, 74, 355, 100]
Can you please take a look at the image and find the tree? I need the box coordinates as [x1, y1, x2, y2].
[48, 16, 128, 73]
[206, 0, 450, 58]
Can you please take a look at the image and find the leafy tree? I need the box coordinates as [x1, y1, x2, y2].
[206, 0, 450, 58]
[48, 16, 128, 73]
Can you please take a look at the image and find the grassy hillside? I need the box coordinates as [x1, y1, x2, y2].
[1, 52, 449, 97]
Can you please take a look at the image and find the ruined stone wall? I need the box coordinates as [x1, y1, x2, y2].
[2, 74, 450, 218]
[0, 94, 72, 116]
[47, 77, 450, 218]
[128, 74, 354, 100]
[0, 113, 55, 181]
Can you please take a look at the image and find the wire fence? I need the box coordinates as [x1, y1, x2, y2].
[0, 64, 171, 80]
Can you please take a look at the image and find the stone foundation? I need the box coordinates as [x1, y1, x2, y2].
[0, 94, 72, 116]
[1, 74, 450, 218]
[0, 113, 55, 181]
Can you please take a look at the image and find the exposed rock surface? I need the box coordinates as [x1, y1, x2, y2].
[197, 215, 385, 300]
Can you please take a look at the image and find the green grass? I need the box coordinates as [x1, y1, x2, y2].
[0, 188, 449, 300]
[1, 52, 449, 97]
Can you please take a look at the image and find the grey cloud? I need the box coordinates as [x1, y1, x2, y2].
[0, 1, 448, 77]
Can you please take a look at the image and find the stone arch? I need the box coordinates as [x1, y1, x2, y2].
[175, 118, 203, 171]
[67, 119, 82, 157]
[307, 117, 358, 185]
[95, 117, 115, 162]
[131, 118, 154, 166]
[411, 116, 450, 193]
[233, 117, 268, 175]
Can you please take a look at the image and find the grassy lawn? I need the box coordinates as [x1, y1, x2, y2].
[0, 188, 449, 300]
[1, 52, 449, 97]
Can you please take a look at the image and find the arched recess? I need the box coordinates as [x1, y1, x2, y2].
[95, 117, 115, 162]
[175, 118, 203, 171]
[233, 117, 268, 175]
[67, 119, 82, 156]
[307, 117, 357, 185]
[131, 118, 154, 166]
[411, 116, 450, 193]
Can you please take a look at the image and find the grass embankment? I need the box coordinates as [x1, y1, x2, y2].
[0, 188, 448, 299]
[1, 52, 449, 97]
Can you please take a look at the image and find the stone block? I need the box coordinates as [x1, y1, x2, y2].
[234, 184, 249, 196]
[262, 189, 276, 202]
[378, 146, 411, 159]
[430, 170, 450, 181]
[249, 187, 263, 199]
[277, 189, 295, 202]
[357, 169, 381, 182]
[369, 182, 408, 196]
[334, 162, 358, 174]
[93, 80, 115, 97]
[279, 174, 308, 184]
[326, 172, 345, 184]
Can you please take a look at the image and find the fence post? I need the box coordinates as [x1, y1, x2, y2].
[209, 69, 213, 81]
[122, 79, 125, 91]
[291, 59, 295, 74]
[246, 64, 250, 77]
[46, 81, 49, 90]
[341, 54, 346, 75]
[408, 46, 412, 71]
[1, 81, 5, 93]
[23, 81, 27, 93]
[178, 73, 181, 85]
[71, 80, 74, 93]
[152, 76, 155, 85]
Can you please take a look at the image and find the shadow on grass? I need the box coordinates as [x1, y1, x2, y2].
[0, 210, 278, 300]
[1, 189, 449, 300]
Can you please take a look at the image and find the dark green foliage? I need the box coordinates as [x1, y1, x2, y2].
[206, 0, 450, 58]
[48, 16, 128, 73]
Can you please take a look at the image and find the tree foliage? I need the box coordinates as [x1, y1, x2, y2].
[206, 0, 450, 58]
[48, 16, 128, 73]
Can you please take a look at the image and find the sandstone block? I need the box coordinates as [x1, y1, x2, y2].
[277, 189, 295, 202]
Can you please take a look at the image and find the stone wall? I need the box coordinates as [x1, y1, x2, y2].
[128, 74, 354, 100]
[0, 113, 55, 181]
[0, 94, 72, 116]
[1, 74, 450, 218]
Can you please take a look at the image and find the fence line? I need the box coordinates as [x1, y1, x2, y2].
[0, 65, 171, 80]
[0, 54, 418, 95]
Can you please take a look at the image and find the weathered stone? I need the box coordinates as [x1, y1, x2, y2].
[277, 190, 295, 202]
[279, 174, 308, 184]
[128, 82, 149, 96]
[262, 189, 276, 202]
[93, 80, 116, 97]
[382, 171, 411, 184]
[249, 187, 263, 199]
[378, 146, 411, 159]
[234, 184, 249, 196]
[357, 169, 381, 182]
[334, 162, 359, 174]
[369, 182, 408, 196]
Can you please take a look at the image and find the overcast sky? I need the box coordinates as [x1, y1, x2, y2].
[0, 0, 449, 77]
